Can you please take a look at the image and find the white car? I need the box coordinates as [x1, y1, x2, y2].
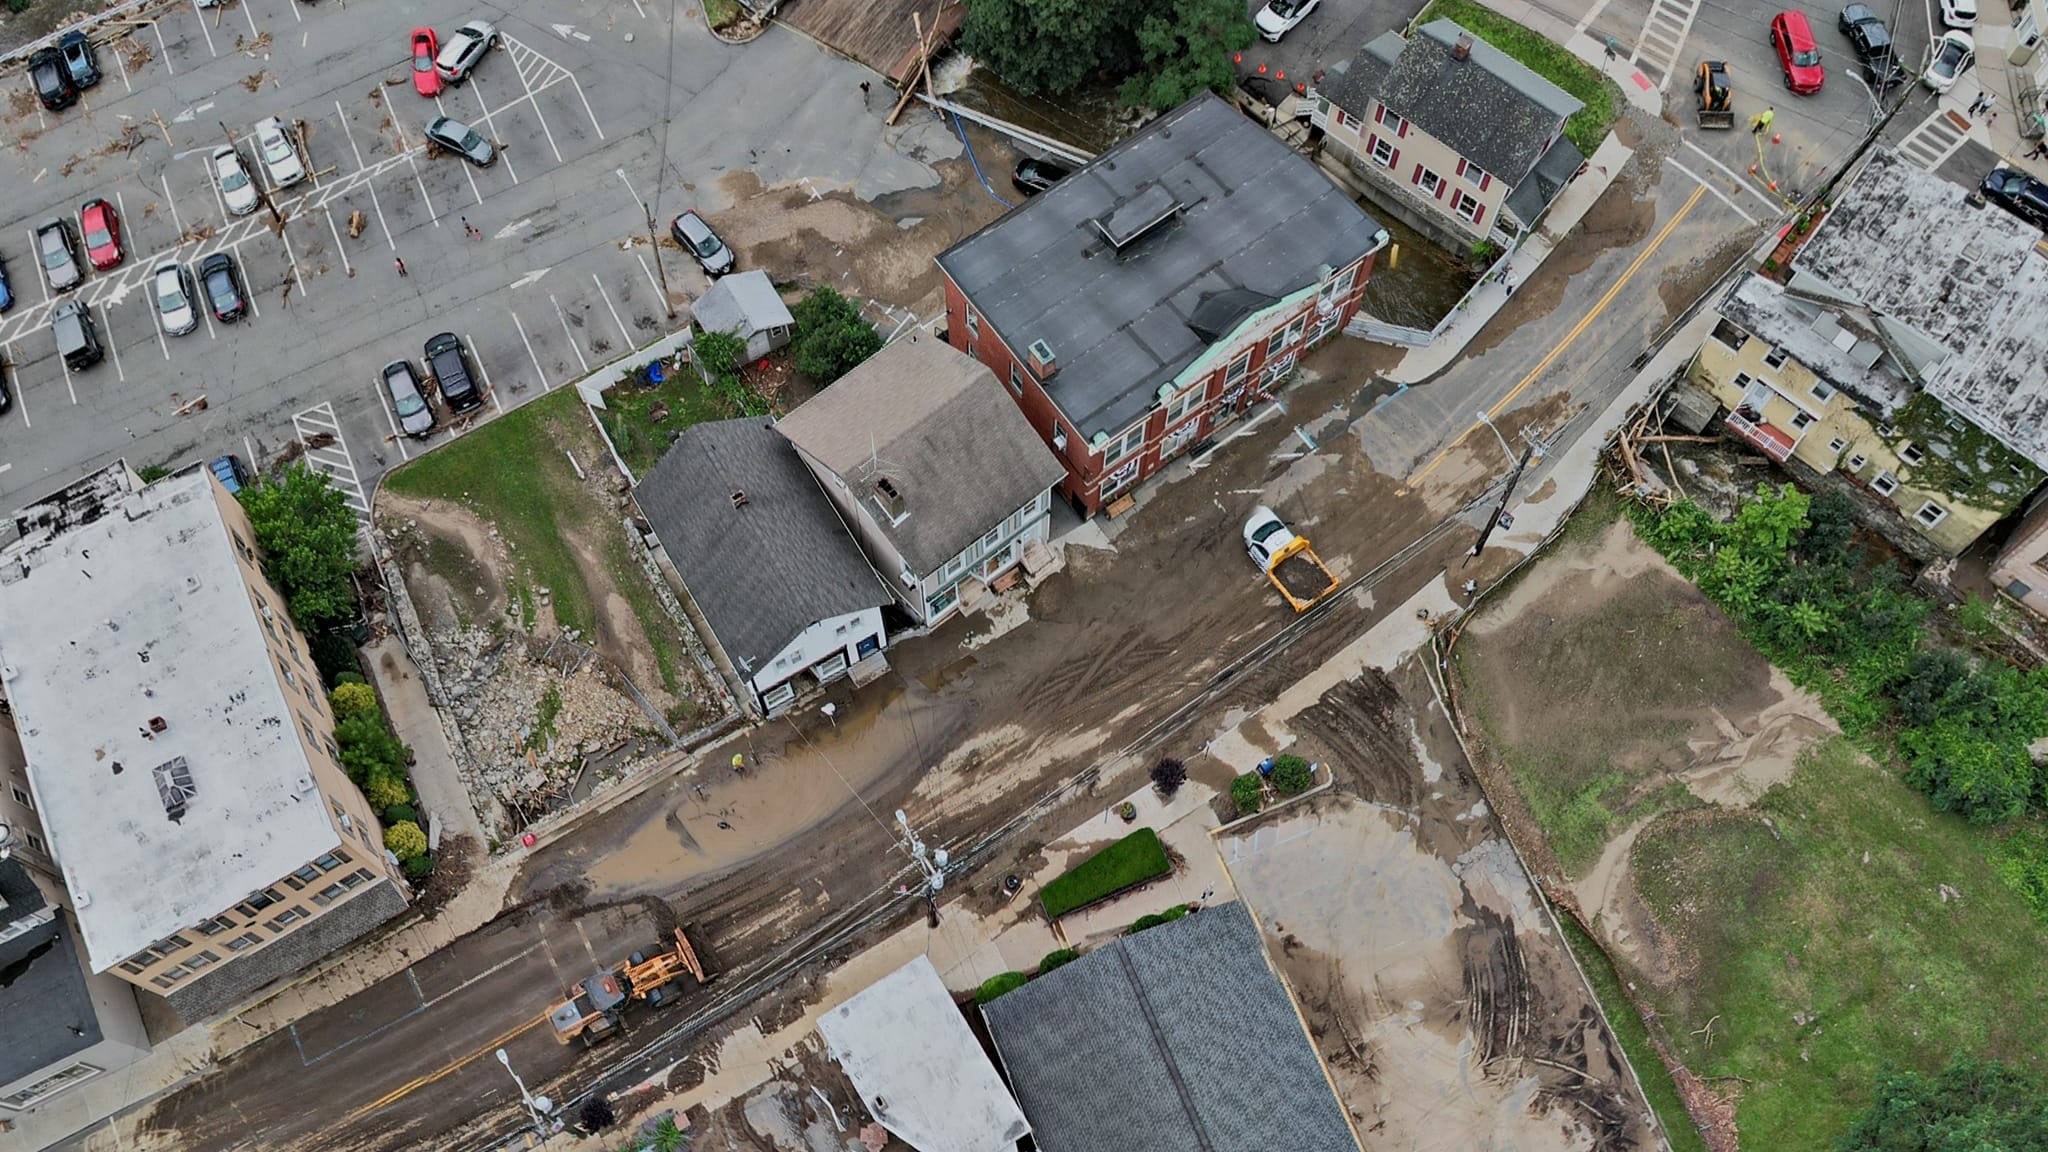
[212, 145, 258, 215]
[1924, 30, 1975, 92]
[1254, 0, 1321, 41]
[1940, 0, 1977, 27]
[435, 20, 497, 83]
[252, 116, 306, 188]
[153, 260, 197, 336]
[1243, 505, 1299, 569]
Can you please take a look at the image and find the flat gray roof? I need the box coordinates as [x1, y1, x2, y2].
[0, 907, 102, 1088]
[0, 471, 337, 970]
[817, 954, 1029, 1152]
[936, 92, 1384, 442]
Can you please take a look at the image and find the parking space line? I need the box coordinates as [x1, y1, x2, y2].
[592, 273, 630, 347]
[566, 70, 605, 141]
[5, 356, 28, 429]
[101, 304, 127, 382]
[111, 35, 132, 93]
[503, 49, 563, 164]
[238, 0, 258, 39]
[635, 253, 662, 303]
[278, 225, 308, 302]
[288, 0, 302, 23]
[292, 402, 371, 516]
[116, 190, 132, 240]
[549, 294, 589, 372]
[468, 78, 520, 183]
[322, 208, 354, 277]
[160, 173, 186, 238]
[511, 309, 550, 390]
[1682, 141, 1785, 213]
[190, 0, 217, 57]
[335, 99, 368, 170]
[466, 332, 506, 414]
[205, 154, 228, 224]
[153, 303, 170, 360]
[58, 352, 76, 406]
[151, 22, 174, 75]
[387, 113, 440, 225]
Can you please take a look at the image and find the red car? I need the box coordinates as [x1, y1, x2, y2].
[1771, 11, 1825, 93]
[410, 28, 440, 96]
[79, 198, 122, 270]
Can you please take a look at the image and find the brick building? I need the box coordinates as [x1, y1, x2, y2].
[936, 92, 1389, 516]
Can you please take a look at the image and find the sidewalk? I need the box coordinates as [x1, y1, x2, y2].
[1949, 2, 2046, 173]
[360, 634, 489, 849]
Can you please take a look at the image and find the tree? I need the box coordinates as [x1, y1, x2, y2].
[330, 681, 378, 721]
[1151, 757, 1187, 798]
[790, 287, 882, 386]
[336, 709, 408, 786]
[1270, 754, 1313, 795]
[1117, 0, 1254, 110]
[1231, 772, 1264, 815]
[1837, 1057, 2048, 1151]
[576, 1096, 615, 1135]
[384, 819, 428, 861]
[691, 327, 765, 418]
[960, 0, 1136, 95]
[238, 464, 360, 632]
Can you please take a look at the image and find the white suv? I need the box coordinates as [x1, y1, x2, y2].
[252, 116, 306, 188]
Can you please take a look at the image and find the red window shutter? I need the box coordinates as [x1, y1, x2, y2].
[1456, 158, 1467, 178]
[1472, 203, 1486, 225]
[1411, 164, 1423, 185]
[1388, 147, 1400, 170]
[1367, 133, 1378, 155]
[1435, 176, 1447, 200]
[1397, 118, 1408, 138]
[1479, 172, 1492, 192]
[1374, 103, 1386, 125]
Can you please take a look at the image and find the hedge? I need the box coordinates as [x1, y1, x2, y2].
[1038, 947, 1080, 974]
[975, 971, 1029, 1004]
[1130, 904, 1191, 934]
[1040, 827, 1172, 919]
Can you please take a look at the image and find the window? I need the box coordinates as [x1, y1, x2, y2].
[1369, 135, 1397, 167]
[152, 934, 191, 955]
[1872, 471, 1899, 497]
[25, 833, 42, 853]
[1901, 443, 1925, 466]
[184, 949, 220, 970]
[1847, 453, 1868, 471]
[1101, 422, 1145, 464]
[342, 868, 374, 889]
[1711, 319, 1749, 350]
[324, 737, 341, 763]
[1811, 381, 1835, 403]
[964, 308, 978, 336]
[313, 882, 347, 907]
[1008, 363, 1023, 396]
[1916, 501, 1948, 526]
[1374, 104, 1408, 136]
[197, 916, 234, 937]
[302, 681, 317, 707]
[1451, 190, 1484, 224]
[301, 718, 319, 748]
[2, 1063, 104, 1110]
[241, 889, 280, 914]
[1763, 345, 1790, 369]
[150, 974, 180, 989]
[1414, 165, 1445, 198]
[226, 932, 263, 952]
[1790, 411, 1816, 431]
[965, 343, 976, 360]
[120, 958, 151, 975]
[265, 908, 306, 932]
[315, 850, 351, 871]
[981, 524, 1003, 553]
[1828, 437, 1848, 454]
[1332, 265, 1356, 297]
[232, 530, 252, 559]
[1224, 350, 1252, 388]
[1166, 387, 1202, 425]
[10, 784, 30, 808]
[285, 864, 321, 890]
[278, 659, 296, 688]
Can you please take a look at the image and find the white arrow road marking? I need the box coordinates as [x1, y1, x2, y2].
[172, 101, 215, 124]
[495, 217, 536, 240]
[510, 267, 553, 291]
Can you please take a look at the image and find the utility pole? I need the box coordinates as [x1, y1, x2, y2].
[220, 121, 285, 230]
[1469, 434, 1544, 560]
[895, 809, 948, 927]
[642, 199, 678, 321]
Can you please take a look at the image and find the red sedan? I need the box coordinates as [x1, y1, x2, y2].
[411, 28, 441, 96]
[1771, 11, 1825, 93]
[80, 198, 122, 270]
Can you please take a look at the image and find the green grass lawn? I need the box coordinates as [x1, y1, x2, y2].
[1040, 828, 1172, 918]
[1629, 736, 2048, 1146]
[1418, 0, 1622, 156]
[1556, 916, 1710, 1152]
[596, 369, 732, 479]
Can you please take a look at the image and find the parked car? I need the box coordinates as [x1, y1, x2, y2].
[411, 28, 442, 96]
[1839, 4, 1904, 89]
[1011, 157, 1072, 196]
[50, 299, 102, 370]
[80, 198, 122, 270]
[423, 116, 495, 166]
[1770, 11, 1824, 92]
[435, 20, 497, 83]
[252, 116, 306, 188]
[669, 210, 734, 276]
[424, 332, 484, 413]
[58, 31, 101, 88]
[200, 252, 247, 322]
[1981, 167, 2048, 230]
[35, 218, 82, 291]
[1940, 0, 1977, 27]
[29, 47, 76, 111]
[213, 146, 260, 216]
[0, 256, 12, 313]
[153, 260, 198, 336]
[382, 359, 436, 436]
[209, 454, 250, 493]
[1924, 30, 1975, 92]
[1254, 0, 1320, 41]
[0, 365, 11, 414]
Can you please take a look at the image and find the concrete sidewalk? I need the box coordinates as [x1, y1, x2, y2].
[360, 634, 488, 850]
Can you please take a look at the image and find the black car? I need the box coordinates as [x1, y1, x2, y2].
[200, 252, 247, 322]
[1839, 4, 1904, 89]
[29, 47, 76, 111]
[424, 332, 484, 413]
[1011, 157, 1072, 196]
[1983, 167, 2048, 230]
[59, 31, 100, 89]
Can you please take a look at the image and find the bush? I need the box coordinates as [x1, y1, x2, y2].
[334, 669, 367, 686]
[383, 803, 419, 826]
[329, 681, 379, 721]
[311, 629, 364, 688]
[1039, 828, 1173, 918]
[1231, 773, 1265, 815]
[402, 854, 436, 879]
[577, 1096, 615, 1134]
[790, 287, 882, 386]
[1150, 757, 1187, 798]
[365, 771, 413, 812]
[384, 819, 428, 860]
[1038, 947, 1080, 974]
[974, 971, 1029, 1004]
[336, 709, 407, 786]
[1270, 754, 1313, 795]
[1129, 904, 1190, 934]
[1837, 1057, 2048, 1150]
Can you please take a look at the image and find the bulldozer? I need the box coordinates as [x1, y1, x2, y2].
[1694, 60, 1735, 129]
[548, 927, 710, 1047]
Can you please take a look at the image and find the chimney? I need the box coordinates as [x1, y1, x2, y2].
[731, 490, 748, 509]
[1028, 339, 1059, 379]
[1453, 32, 1474, 60]
[874, 476, 906, 521]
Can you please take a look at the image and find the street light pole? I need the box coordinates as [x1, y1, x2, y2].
[642, 199, 678, 321]
[1474, 410, 1516, 465]
[495, 1048, 552, 1145]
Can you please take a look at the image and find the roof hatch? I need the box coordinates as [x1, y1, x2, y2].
[1095, 184, 1182, 250]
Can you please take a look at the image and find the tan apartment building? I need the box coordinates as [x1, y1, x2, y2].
[1991, 494, 2048, 620]
[1314, 21, 1585, 252]
[0, 462, 408, 1021]
[1686, 150, 2048, 558]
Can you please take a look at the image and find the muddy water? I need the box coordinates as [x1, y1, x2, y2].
[1358, 208, 1480, 331]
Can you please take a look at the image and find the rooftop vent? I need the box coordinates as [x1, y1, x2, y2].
[1028, 339, 1059, 379]
[1094, 184, 1182, 251]
[731, 490, 749, 509]
[1453, 32, 1474, 60]
[874, 476, 906, 521]
[153, 756, 196, 823]
[149, 716, 168, 734]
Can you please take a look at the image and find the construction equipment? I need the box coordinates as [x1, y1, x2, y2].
[1243, 506, 1340, 612]
[547, 927, 710, 1046]
[1694, 60, 1735, 129]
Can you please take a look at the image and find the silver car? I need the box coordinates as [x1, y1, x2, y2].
[154, 260, 197, 336]
[382, 359, 435, 437]
[36, 218, 81, 291]
[252, 116, 306, 188]
[424, 116, 495, 167]
[434, 20, 497, 83]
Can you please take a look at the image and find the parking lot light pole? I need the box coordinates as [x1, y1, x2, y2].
[1474, 410, 1515, 465]
[643, 201, 678, 321]
[219, 120, 285, 230]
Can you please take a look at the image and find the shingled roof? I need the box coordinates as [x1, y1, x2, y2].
[1323, 21, 1581, 187]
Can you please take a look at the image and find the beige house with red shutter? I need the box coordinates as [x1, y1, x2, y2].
[1315, 21, 1584, 252]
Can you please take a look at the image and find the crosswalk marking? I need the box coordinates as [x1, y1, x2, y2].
[1895, 109, 1973, 171]
[1630, 0, 1704, 91]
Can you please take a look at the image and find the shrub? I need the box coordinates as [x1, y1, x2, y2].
[975, 971, 1029, 1004]
[1039, 828, 1172, 918]
[1231, 772, 1265, 815]
[365, 771, 413, 812]
[1150, 757, 1187, 798]
[1271, 754, 1314, 795]
[383, 803, 419, 826]
[334, 669, 368, 686]
[137, 464, 172, 483]
[790, 287, 882, 386]
[384, 819, 428, 860]
[329, 681, 379, 721]
[402, 854, 436, 878]
[1130, 904, 1190, 934]
[577, 1096, 615, 1134]
[336, 709, 407, 785]
[1038, 947, 1080, 974]
[312, 629, 364, 688]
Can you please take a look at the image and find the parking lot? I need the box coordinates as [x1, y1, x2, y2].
[0, 0, 958, 513]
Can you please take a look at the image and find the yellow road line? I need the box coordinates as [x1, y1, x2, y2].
[1404, 184, 1707, 491]
[344, 1014, 549, 1122]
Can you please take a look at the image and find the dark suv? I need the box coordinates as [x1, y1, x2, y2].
[29, 46, 76, 111]
[1983, 167, 2048, 230]
[424, 332, 484, 413]
[1840, 4, 1904, 89]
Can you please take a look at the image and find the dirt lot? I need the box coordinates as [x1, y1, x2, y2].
[377, 389, 727, 834]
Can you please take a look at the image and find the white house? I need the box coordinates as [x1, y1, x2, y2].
[693, 270, 796, 362]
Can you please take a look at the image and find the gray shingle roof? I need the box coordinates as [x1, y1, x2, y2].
[776, 336, 1066, 576]
[936, 92, 1385, 442]
[982, 900, 1360, 1152]
[1, 864, 102, 1088]
[693, 270, 794, 339]
[635, 418, 889, 672]
[1323, 21, 1581, 187]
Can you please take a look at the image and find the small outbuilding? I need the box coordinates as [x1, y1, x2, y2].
[693, 269, 796, 362]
